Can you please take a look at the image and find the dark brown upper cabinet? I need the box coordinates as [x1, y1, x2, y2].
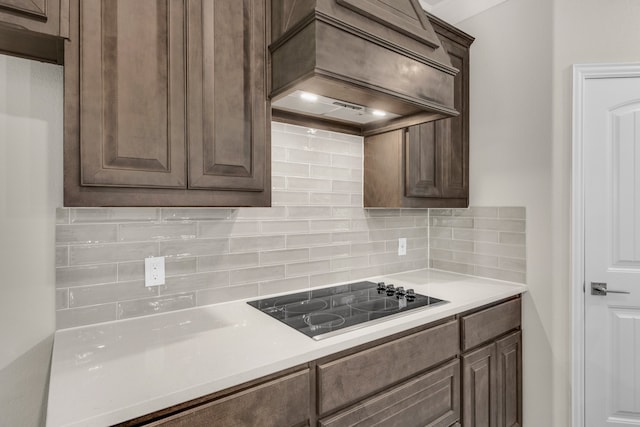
[0, 0, 68, 63]
[64, 0, 270, 207]
[364, 14, 473, 208]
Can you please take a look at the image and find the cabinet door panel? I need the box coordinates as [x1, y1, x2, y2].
[496, 331, 522, 427]
[148, 369, 310, 427]
[438, 37, 468, 198]
[317, 319, 459, 415]
[462, 343, 497, 427]
[187, 0, 267, 191]
[80, 0, 186, 188]
[405, 122, 441, 197]
[319, 359, 460, 427]
[461, 299, 521, 352]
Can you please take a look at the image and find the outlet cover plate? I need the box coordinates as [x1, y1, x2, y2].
[145, 256, 165, 287]
[398, 238, 407, 256]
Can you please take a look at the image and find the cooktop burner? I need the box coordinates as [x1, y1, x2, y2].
[247, 281, 447, 340]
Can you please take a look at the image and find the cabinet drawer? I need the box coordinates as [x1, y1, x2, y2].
[317, 319, 459, 415]
[146, 369, 310, 427]
[319, 359, 460, 427]
[461, 299, 520, 351]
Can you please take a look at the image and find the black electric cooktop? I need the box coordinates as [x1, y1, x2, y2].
[247, 281, 447, 340]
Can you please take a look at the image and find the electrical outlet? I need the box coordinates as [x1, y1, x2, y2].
[145, 256, 165, 287]
[398, 238, 407, 256]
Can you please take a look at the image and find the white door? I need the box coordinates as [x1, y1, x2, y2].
[584, 71, 640, 426]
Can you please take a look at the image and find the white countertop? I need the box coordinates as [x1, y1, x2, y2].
[46, 269, 527, 427]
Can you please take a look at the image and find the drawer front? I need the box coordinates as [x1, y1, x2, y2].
[319, 359, 460, 427]
[147, 369, 310, 427]
[461, 299, 521, 351]
[317, 319, 459, 415]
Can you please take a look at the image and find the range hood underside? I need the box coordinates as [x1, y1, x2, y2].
[270, 5, 458, 136]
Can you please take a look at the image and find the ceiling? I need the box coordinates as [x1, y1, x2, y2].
[418, 0, 509, 24]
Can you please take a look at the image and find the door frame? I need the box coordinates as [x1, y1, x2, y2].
[571, 62, 640, 427]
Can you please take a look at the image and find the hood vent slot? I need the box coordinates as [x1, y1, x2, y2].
[270, 0, 458, 136]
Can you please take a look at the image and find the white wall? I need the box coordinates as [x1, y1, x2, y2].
[552, 1, 640, 425]
[458, 0, 640, 425]
[456, 0, 555, 425]
[0, 54, 63, 427]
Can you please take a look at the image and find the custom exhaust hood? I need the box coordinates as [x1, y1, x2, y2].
[270, 0, 458, 136]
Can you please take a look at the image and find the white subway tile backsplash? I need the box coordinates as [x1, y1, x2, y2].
[55, 124, 525, 329]
[286, 206, 333, 218]
[332, 153, 361, 169]
[117, 293, 196, 320]
[71, 208, 160, 223]
[70, 242, 159, 266]
[198, 221, 260, 238]
[230, 265, 285, 285]
[161, 271, 230, 293]
[452, 229, 500, 243]
[287, 148, 331, 165]
[309, 219, 351, 232]
[286, 233, 332, 248]
[56, 289, 68, 310]
[197, 284, 260, 306]
[287, 177, 331, 191]
[229, 235, 285, 253]
[259, 276, 309, 296]
[309, 193, 351, 206]
[161, 208, 233, 222]
[272, 161, 309, 177]
[286, 260, 329, 277]
[160, 238, 229, 258]
[499, 207, 526, 219]
[57, 264, 118, 288]
[56, 304, 117, 329]
[198, 253, 260, 272]
[69, 281, 157, 308]
[272, 191, 310, 206]
[310, 244, 351, 259]
[261, 220, 309, 234]
[119, 222, 197, 242]
[56, 208, 70, 225]
[55, 246, 68, 267]
[330, 256, 369, 272]
[56, 224, 118, 244]
[474, 218, 525, 232]
[430, 207, 526, 284]
[261, 248, 309, 265]
[310, 271, 350, 287]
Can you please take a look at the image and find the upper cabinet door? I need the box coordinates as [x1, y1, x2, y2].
[186, 0, 267, 192]
[79, 0, 187, 189]
[438, 37, 468, 199]
[404, 122, 442, 198]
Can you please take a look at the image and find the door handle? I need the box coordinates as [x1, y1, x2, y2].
[591, 282, 631, 296]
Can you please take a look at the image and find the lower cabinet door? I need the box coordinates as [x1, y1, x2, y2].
[496, 331, 522, 427]
[146, 369, 310, 427]
[319, 359, 460, 427]
[462, 343, 497, 427]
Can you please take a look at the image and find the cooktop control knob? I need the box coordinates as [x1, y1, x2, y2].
[406, 289, 416, 301]
[385, 284, 395, 296]
[395, 286, 406, 298]
[376, 282, 386, 292]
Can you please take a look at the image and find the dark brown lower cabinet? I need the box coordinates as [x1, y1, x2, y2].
[461, 318, 522, 427]
[142, 369, 310, 427]
[319, 359, 460, 427]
